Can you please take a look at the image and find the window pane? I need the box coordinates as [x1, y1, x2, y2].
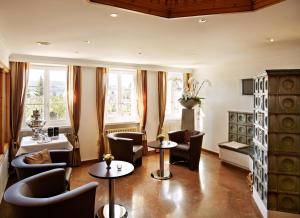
[106, 73, 118, 121]
[120, 74, 134, 117]
[166, 72, 183, 120]
[106, 69, 138, 123]
[49, 70, 67, 121]
[24, 69, 45, 121]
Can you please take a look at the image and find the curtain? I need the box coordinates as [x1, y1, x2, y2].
[5, 71, 11, 145]
[183, 72, 192, 91]
[137, 70, 147, 132]
[0, 68, 4, 154]
[157, 71, 167, 135]
[137, 69, 148, 154]
[67, 66, 82, 167]
[9, 62, 29, 159]
[96, 67, 108, 158]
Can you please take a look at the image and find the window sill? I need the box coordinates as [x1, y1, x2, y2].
[105, 121, 140, 126]
[21, 125, 72, 133]
[165, 118, 181, 122]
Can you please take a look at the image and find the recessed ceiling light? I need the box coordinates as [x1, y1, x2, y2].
[84, 40, 91, 44]
[198, 18, 207, 23]
[269, 38, 275, 43]
[110, 13, 118, 18]
[36, 41, 51, 46]
[138, 52, 142, 55]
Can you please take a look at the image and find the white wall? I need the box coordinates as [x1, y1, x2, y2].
[194, 50, 300, 153]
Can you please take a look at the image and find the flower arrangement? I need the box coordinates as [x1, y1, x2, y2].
[157, 133, 166, 143]
[179, 77, 211, 109]
[103, 153, 114, 169]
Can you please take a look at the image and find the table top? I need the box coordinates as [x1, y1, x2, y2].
[20, 134, 68, 147]
[16, 134, 72, 156]
[88, 161, 134, 179]
[148, 140, 177, 149]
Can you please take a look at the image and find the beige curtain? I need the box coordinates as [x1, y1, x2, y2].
[0, 68, 4, 154]
[96, 67, 108, 158]
[157, 71, 167, 135]
[137, 70, 147, 131]
[5, 71, 11, 146]
[137, 69, 148, 154]
[9, 62, 29, 158]
[67, 66, 82, 166]
[183, 72, 192, 91]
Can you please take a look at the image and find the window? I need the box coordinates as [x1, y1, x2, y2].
[106, 68, 138, 123]
[165, 72, 184, 120]
[23, 64, 69, 128]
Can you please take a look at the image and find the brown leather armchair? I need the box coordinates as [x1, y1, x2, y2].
[4, 168, 98, 218]
[168, 130, 205, 170]
[11, 149, 72, 190]
[107, 132, 144, 167]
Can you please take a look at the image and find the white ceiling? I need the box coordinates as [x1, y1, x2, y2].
[0, 0, 299, 68]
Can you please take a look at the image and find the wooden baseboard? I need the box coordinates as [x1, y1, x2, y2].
[202, 148, 219, 156]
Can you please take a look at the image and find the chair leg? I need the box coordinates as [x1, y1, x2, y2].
[188, 157, 200, 171]
[134, 157, 143, 167]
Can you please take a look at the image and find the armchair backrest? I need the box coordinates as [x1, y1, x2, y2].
[107, 133, 136, 162]
[168, 130, 186, 144]
[4, 169, 98, 218]
[12, 150, 72, 181]
[113, 132, 143, 145]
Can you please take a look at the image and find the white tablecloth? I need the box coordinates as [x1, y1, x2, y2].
[16, 134, 73, 156]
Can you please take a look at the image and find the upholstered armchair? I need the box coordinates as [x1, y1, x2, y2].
[107, 132, 144, 167]
[168, 130, 205, 170]
[11, 149, 72, 190]
[4, 169, 98, 218]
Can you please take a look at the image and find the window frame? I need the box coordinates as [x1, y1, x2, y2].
[105, 68, 139, 124]
[22, 64, 70, 130]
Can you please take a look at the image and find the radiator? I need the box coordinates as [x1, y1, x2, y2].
[104, 127, 139, 152]
[105, 127, 138, 135]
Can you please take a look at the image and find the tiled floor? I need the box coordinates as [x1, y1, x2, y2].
[71, 151, 262, 218]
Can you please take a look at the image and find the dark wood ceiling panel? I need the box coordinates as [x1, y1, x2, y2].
[89, 0, 284, 18]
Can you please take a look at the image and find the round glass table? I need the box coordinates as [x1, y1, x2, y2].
[148, 140, 177, 180]
[88, 160, 134, 218]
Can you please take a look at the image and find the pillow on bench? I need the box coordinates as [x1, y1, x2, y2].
[25, 149, 52, 164]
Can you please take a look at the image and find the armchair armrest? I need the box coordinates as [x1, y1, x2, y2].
[189, 132, 205, 154]
[49, 149, 72, 165]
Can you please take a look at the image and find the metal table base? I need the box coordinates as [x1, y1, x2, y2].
[151, 149, 173, 180]
[151, 169, 172, 180]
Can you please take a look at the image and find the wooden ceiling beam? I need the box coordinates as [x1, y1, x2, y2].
[89, 0, 285, 18]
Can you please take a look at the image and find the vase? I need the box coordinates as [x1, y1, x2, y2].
[105, 159, 112, 170]
[159, 138, 164, 145]
[179, 99, 198, 109]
